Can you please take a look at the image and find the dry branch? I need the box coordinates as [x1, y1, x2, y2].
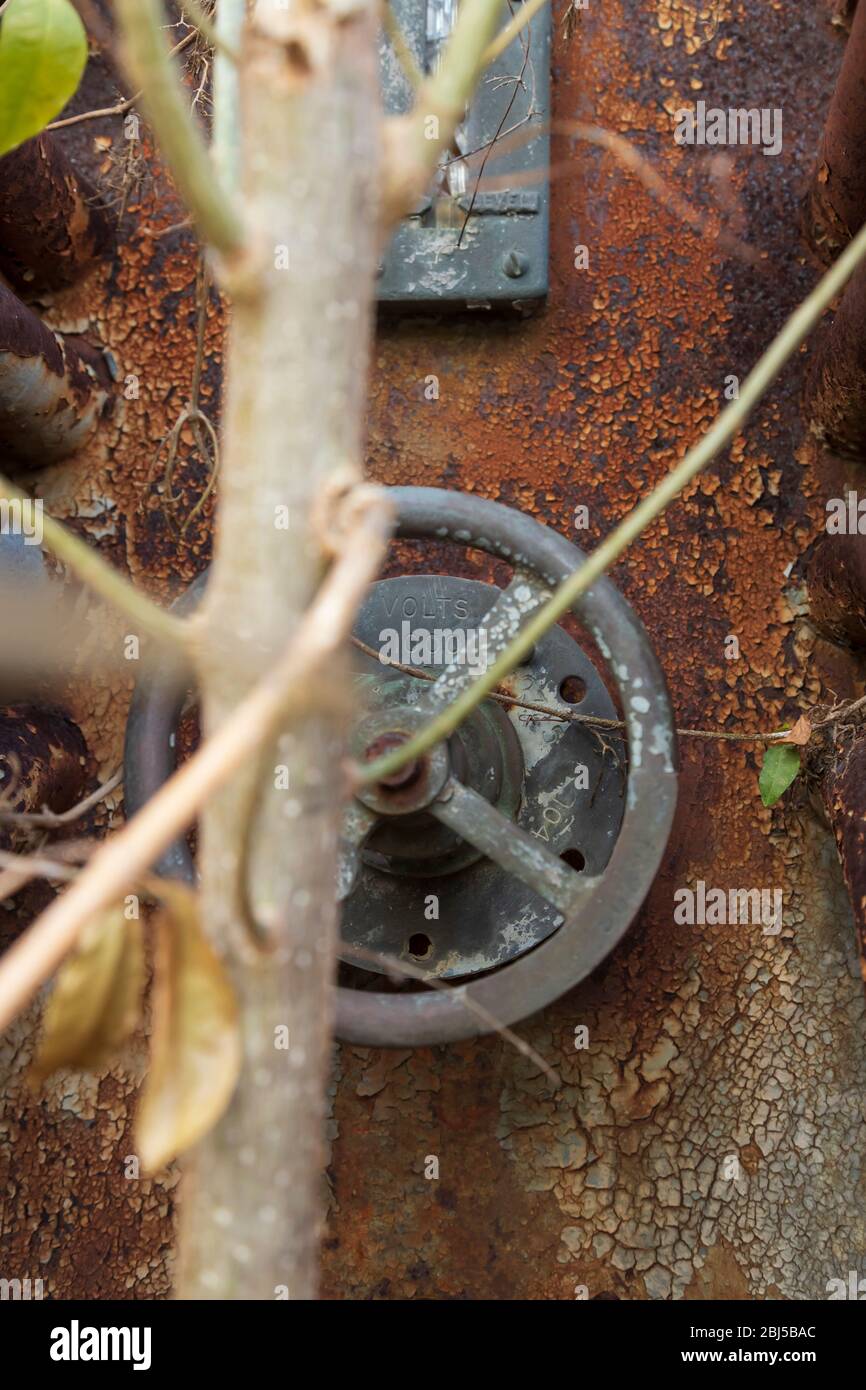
[0, 485, 391, 1038]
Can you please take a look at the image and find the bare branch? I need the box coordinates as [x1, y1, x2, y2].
[211, 0, 244, 194]
[113, 0, 245, 262]
[0, 769, 122, 829]
[46, 32, 199, 132]
[181, 1, 239, 60]
[0, 486, 392, 1035]
[0, 840, 95, 905]
[381, 0, 504, 227]
[0, 473, 190, 651]
[343, 940, 561, 1087]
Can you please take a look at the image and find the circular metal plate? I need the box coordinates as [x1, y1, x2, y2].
[341, 575, 625, 978]
[123, 487, 677, 1048]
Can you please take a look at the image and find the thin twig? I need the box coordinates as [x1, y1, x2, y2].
[382, 0, 505, 227]
[350, 637, 836, 746]
[146, 254, 220, 534]
[460, 117, 757, 264]
[0, 769, 122, 830]
[0, 473, 189, 650]
[482, 0, 549, 67]
[555, 119, 757, 263]
[0, 852, 76, 884]
[458, 3, 529, 248]
[0, 488, 393, 1034]
[114, 0, 245, 260]
[811, 693, 866, 730]
[181, 0, 240, 60]
[358, 219, 866, 785]
[0, 840, 96, 904]
[46, 31, 199, 131]
[342, 941, 561, 1087]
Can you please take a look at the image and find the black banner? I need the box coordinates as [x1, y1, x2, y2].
[5, 1297, 862, 1376]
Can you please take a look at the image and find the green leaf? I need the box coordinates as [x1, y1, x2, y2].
[759, 742, 801, 807]
[0, 0, 88, 157]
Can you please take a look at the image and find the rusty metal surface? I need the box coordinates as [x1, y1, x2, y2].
[0, 706, 87, 848]
[0, 280, 114, 462]
[2, 0, 866, 1301]
[804, 0, 866, 259]
[804, 257, 866, 454]
[0, 134, 114, 295]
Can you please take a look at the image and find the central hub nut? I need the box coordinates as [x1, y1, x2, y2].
[363, 732, 421, 791]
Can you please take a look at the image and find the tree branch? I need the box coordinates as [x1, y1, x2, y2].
[181, 1, 239, 60]
[0, 485, 391, 1042]
[381, 0, 505, 226]
[482, 0, 549, 67]
[211, 0, 244, 195]
[46, 32, 199, 132]
[0, 473, 188, 650]
[0, 767, 122, 829]
[113, 0, 246, 262]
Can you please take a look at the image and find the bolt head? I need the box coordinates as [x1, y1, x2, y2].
[503, 250, 529, 279]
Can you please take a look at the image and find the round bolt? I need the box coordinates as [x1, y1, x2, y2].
[363, 732, 421, 790]
[502, 250, 529, 279]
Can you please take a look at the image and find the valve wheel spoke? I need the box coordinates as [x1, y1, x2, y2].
[430, 777, 599, 919]
[421, 568, 551, 712]
[337, 801, 378, 902]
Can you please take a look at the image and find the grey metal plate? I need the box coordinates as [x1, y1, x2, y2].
[341, 575, 625, 978]
[377, 0, 550, 307]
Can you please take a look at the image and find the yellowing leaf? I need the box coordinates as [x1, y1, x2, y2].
[31, 907, 144, 1083]
[137, 883, 241, 1174]
[0, 0, 88, 157]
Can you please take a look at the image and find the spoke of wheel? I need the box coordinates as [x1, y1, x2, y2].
[421, 568, 551, 712]
[337, 800, 378, 902]
[430, 778, 599, 918]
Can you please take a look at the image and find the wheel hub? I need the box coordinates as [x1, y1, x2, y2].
[339, 575, 627, 980]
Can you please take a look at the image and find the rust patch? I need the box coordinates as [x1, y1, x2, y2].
[0, 134, 114, 295]
[803, 0, 866, 260]
[0, 706, 87, 850]
[0, 281, 114, 464]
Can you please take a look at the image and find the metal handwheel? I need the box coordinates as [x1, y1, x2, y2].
[124, 487, 677, 1047]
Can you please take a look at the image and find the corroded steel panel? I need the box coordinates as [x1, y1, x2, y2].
[1, 1, 865, 1302]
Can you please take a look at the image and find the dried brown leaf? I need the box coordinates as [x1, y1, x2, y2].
[137, 882, 241, 1174]
[774, 715, 812, 747]
[31, 905, 143, 1083]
